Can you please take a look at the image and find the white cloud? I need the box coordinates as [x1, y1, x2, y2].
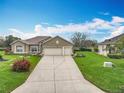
[88, 18, 113, 30]
[104, 26, 124, 40]
[8, 27, 51, 39]
[8, 18, 113, 39]
[46, 18, 112, 34]
[7, 16, 124, 41]
[110, 26, 124, 37]
[112, 16, 124, 23]
[34, 24, 43, 32]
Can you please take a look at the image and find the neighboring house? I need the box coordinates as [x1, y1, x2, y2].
[98, 34, 124, 56]
[10, 36, 73, 56]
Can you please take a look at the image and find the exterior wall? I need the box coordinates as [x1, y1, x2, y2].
[25, 44, 29, 53]
[11, 43, 41, 54]
[42, 37, 73, 56]
[98, 45, 109, 56]
[11, 44, 15, 53]
[11, 41, 29, 54]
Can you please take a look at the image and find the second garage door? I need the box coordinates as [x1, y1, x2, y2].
[64, 47, 72, 56]
[44, 48, 62, 56]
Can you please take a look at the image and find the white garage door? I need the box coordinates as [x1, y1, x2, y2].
[64, 47, 72, 56]
[44, 48, 62, 56]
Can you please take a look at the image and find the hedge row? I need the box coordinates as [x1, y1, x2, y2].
[80, 48, 92, 51]
[107, 54, 124, 59]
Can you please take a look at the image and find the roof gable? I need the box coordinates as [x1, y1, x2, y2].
[43, 36, 73, 46]
[10, 40, 28, 45]
[99, 33, 124, 45]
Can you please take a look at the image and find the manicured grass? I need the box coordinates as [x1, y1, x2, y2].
[74, 51, 124, 93]
[0, 51, 41, 93]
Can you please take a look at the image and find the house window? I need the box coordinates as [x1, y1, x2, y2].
[16, 46, 23, 52]
[30, 46, 38, 53]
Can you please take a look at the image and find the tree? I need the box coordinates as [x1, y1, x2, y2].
[71, 32, 87, 48]
[116, 36, 124, 53]
[4, 35, 21, 48]
[0, 37, 4, 47]
[116, 36, 124, 49]
[83, 40, 97, 48]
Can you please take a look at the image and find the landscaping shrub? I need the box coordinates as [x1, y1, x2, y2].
[4, 48, 11, 55]
[0, 48, 5, 51]
[12, 58, 31, 72]
[0, 55, 2, 59]
[107, 54, 124, 59]
[0, 55, 7, 61]
[121, 49, 124, 55]
[80, 47, 92, 52]
[75, 53, 85, 57]
[94, 47, 98, 52]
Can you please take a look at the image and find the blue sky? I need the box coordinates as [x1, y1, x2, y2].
[0, 0, 124, 41]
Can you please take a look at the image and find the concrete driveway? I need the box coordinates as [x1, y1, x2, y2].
[11, 56, 104, 93]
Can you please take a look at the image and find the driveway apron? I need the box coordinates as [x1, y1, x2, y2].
[11, 56, 105, 93]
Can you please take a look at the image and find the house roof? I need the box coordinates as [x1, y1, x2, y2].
[99, 33, 124, 45]
[10, 40, 28, 45]
[24, 36, 51, 45]
[10, 36, 51, 45]
[43, 36, 73, 45]
[10, 36, 73, 46]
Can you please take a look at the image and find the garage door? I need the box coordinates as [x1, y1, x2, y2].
[44, 48, 62, 55]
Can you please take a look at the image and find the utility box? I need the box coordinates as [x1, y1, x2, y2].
[103, 62, 113, 67]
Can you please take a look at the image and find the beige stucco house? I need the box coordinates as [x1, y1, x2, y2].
[10, 36, 73, 56]
[98, 34, 124, 56]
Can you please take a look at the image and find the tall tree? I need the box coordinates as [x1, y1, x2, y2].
[4, 35, 21, 48]
[71, 32, 87, 48]
[83, 40, 97, 48]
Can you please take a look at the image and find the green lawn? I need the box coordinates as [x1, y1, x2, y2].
[0, 51, 41, 93]
[74, 51, 124, 93]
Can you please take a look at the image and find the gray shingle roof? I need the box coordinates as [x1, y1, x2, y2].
[99, 33, 124, 45]
[24, 36, 51, 45]
[10, 36, 51, 45]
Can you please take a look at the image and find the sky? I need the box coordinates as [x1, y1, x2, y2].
[0, 0, 124, 42]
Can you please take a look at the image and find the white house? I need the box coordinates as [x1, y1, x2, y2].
[98, 34, 124, 56]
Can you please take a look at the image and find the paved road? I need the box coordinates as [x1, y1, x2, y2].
[11, 56, 105, 93]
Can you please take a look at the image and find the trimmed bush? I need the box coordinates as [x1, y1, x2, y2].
[75, 53, 85, 57]
[94, 47, 98, 52]
[4, 48, 11, 55]
[121, 49, 124, 55]
[0, 55, 2, 59]
[0, 55, 7, 61]
[107, 54, 124, 59]
[12, 58, 31, 72]
[0, 48, 5, 51]
[80, 47, 92, 52]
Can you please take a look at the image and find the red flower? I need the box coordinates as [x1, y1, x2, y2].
[12, 58, 30, 72]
